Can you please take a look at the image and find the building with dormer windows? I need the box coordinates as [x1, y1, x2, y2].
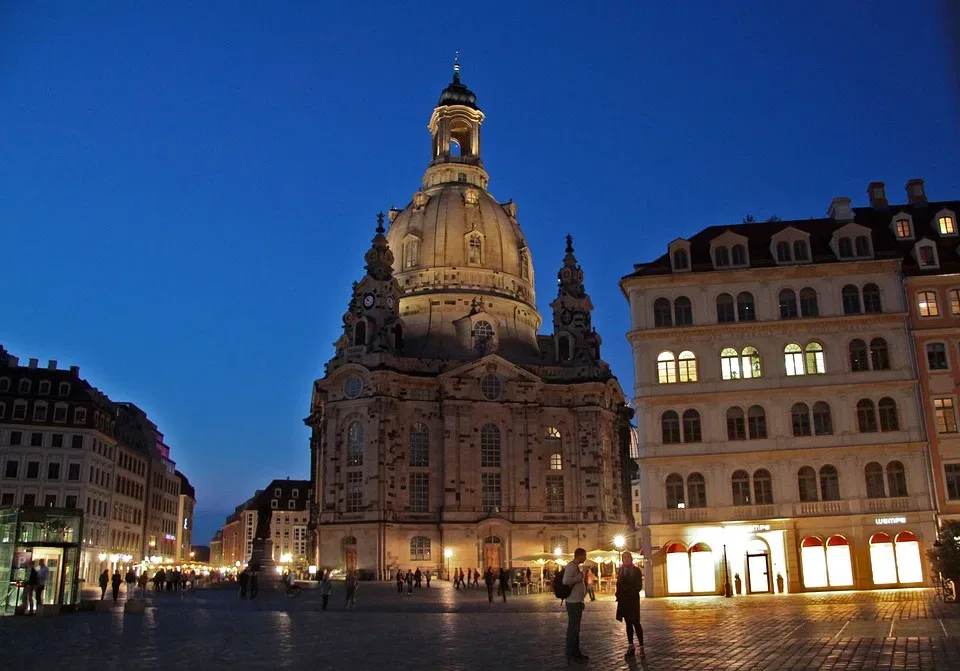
[305, 63, 629, 579]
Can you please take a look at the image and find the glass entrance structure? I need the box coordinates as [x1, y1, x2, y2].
[1, 506, 84, 616]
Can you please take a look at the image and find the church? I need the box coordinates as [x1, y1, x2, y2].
[305, 63, 628, 579]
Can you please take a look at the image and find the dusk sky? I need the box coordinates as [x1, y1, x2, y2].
[3, 2, 958, 542]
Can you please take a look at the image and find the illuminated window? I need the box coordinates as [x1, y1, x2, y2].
[661, 411, 681, 444]
[753, 469, 773, 504]
[720, 348, 741, 380]
[480, 424, 501, 467]
[871, 338, 890, 370]
[726, 407, 746, 441]
[686, 472, 706, 508]
[927, 343, 948, 370]
[805, 343, 825, 374]
[677, 351, 697, 382]
[949, 289, 960, 316]
[887, 461, 907, 497]
[869, 532, 897, 585]
[801, 537, 828, 588]
[546, 426, 561, 439]
[731, 469, 751, 505]
[812, 402, 833, 435]
[657, 351, 677, 384]
[409, 422, 429, 467]
[856, 399, 877, 433]
[346, 421, 364, 466]
[879, 398, 899, 431]
[682, 410, 701, 443]
[798, 466, 818, 502]
[895, 218, 912, 238]
[549, 453, 562, 470]
[865, 462, 885, 498]
[799, 288, 818, 317]
[862, 284, 882, 313]
[784, 344, 804, 376]
[791, 403, 811, 437]
[737, 292, 755, 321]
[917, 291, 940, 317]
[689, 543, 716, 593]
[741, 346, 761, 378]
[410, 536, 431, 560]
[893, 531, 923, 583]
[747, 406, 767, 439]
[819, 465, 840, 501]
[546, 474, 564, 512]
[779, 289, 798, 319]
[674, 297, 693, 326]
[716, 293, 735, 323]
[849, 339, 869, 371]
[665, 474, 684, 509]
[665, 543, 691, 593]
[825, 536, 853, 586]
[939, 216, 956, 235]
[653, 298, 672, 327]
[842, 285, 861, 314]
[934, 398, 958, 433]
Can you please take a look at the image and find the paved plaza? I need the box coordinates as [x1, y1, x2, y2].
[2, 583, 960, 670]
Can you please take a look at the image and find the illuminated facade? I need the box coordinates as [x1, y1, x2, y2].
[306, 64, 627, 579]
[621, 185, 945, 596]
[216, 479, 310, 566]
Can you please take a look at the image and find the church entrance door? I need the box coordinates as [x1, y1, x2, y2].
[483, 536, 502, 570]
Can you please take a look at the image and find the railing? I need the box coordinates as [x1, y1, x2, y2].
[665, 508, 708, 522]
[794, 500, 847, 516]
[865, 497, 914, 513]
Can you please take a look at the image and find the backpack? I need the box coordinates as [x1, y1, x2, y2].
[553, 568, 572, 600]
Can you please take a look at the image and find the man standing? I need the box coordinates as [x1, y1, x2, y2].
[425, 569, 431, 588]
[484, 567, 495, 603]
[616, 551, 644, 658]
[562, 548, 589, 664]
[36, 559, 49, 613]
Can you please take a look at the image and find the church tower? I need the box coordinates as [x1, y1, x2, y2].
[307, 63, 626, 580]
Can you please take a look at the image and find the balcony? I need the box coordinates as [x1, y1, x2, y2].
[794, 500, 848, 516]
[665, 508, 708, 523]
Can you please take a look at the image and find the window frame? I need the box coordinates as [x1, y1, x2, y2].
[917, 290, 940, 318]
[926, 342, 950, 371]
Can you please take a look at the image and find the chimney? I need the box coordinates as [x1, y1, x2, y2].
[906, 179, 927, 205]
[47, 359, 57, 370]
[69, 365, 80, 376]
[28, 358, 39, 369]
[867, 182, 888, 209]
[7, 356, 18, 367]
[828, 197, 854, 221]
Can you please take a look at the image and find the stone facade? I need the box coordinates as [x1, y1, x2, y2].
[306, 65, 627, 578]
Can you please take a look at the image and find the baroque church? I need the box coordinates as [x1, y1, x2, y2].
[306, 63, 628, 578]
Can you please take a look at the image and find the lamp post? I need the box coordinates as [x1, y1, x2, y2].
[723, 544, 733, 598]
[444, 548, 453, 581]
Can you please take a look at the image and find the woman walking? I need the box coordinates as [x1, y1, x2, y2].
[615, 552, 644, 658]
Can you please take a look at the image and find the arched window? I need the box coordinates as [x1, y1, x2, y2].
[819, 465, 840, 501]
[546, 427, 561, 439]
[731, 469, 751, 505]
[838, 237, 854, 258]
[849, 339, 869, 372]
[886, 461, 907, 497]
[347, 421, 364, 466]
[855, 235, 870, 257]
[714, 246, 730, 267]
[865, 462, 885, 498]
[878, 397, 899, 431]
[857, 399, 878, 433]
[672, 249, 689, 270]
[677, 350, 697, 382]
[410, 422, 429, 467]
[812, 401, 833, 435]
[776, 241, 791, 262]
[410, 536, 431, 561]
[657, 351, 677, 384]
[468, 234, 482, 264]
[665, 474, 685, 509]
[791, 402, 811, 436]
[661, 411, 681, 444]
[549, 453, 563, 470]
[472, 320, 494, 351]
[870, 338, 889, 370]
[737, 292, 755, 321]
[732, 244, 746, 265]
[403, 239, 420, 269]
[741, 346, 761, 378]
[862, 283, 882, 313]
[354, 320, 367, 346]
[557, 335, 571, 361]
[805, 342, 825, 374]
[779, 289, 798, 319]
[798, 466, 818, 502]
[726, 407, 746, 440]
[784, 344, 804, 376]
[799, 287, 818, 317]
[682, 409, 701, 443]
[480, 424, 501, 467]
[653, 298, 673, 327]
[687, 472, 706, 508]
[716, 293, 735, 323]
[674, 296, 693, 326]
[793, 240, 809, 261]
[549, 535, 569, 554]
[842, 285, 862, 314]
[747, 405, 767, 439]
[720, 347, 741, 380]
[753, 469, 773, 505]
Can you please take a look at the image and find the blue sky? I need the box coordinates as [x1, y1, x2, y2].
[2, 2, 958, 542]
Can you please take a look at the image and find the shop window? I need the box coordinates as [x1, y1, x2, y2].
[665, 474, 684, 509]
[653, 298, 672, 327]
[682, 410, 701, 443]
[886, 461, 907, 497]
[753, 469, 773, 504]
[689, 542, 716, 593]
[800, 537, 828, 588]
[865, 462, 885, 498]
[857, 399, 878, 433]
[686, 472, 706, 508]
[726, 408, 746, 441]
[747, 406, 767, 439]
[825, 536, 854, 587]
[674, 297, 693, 326]
[799, 288, 818, 317]
[870, 338, 890, 370]
[716, 293, 735, 323]
[737, 292, 755, 321]
[661, 411, 681, 444]
[665, 543, 691, 594]
[731, 469, 751, 505]
[869, 533, 898, 585]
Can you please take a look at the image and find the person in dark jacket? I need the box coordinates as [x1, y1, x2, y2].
[615, 552, 644, 657]
[484, 567, 495, 603]
[111, 570, 122, 601]
[124, 569, 136, 598]
[98, 569, 109, 600]
[498, 567, 509, 603]
[238, 568, 249, 599]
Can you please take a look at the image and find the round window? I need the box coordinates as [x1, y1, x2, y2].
[480, 374, 502, 401]
[343, 376, 363, 399]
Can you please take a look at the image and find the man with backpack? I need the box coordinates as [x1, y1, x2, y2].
[556, 548, 589, 664]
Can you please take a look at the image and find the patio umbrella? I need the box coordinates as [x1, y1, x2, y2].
[511, 552, 571, 591]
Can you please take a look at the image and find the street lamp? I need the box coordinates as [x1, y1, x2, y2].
[444, 548, 453, 581]
[613, 535, 625, 565]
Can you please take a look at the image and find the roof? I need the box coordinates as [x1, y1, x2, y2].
[622, 199, 960, 280]
[437, 66, 479, 110]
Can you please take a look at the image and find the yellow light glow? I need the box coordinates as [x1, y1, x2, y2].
[97, 553, 107, 561]
[444, 548, 453, 559]
[554, 547, 562, 557]
[275, 566, 283, 574]
[613, 535, 625, 550]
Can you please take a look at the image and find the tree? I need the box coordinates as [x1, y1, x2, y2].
[742, 214, 756, 224]
[767, 215, 781, 222]
[928, 520, 960, 601]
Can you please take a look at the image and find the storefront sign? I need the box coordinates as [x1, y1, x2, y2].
[750, 524, 771, 532]
[875, 516, 906, 525]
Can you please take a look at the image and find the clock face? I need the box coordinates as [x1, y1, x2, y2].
[363, 293, 375, 309]
[386, 295, 395, 309]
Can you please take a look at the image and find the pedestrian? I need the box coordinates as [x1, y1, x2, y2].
[484, 567, 495, 603]
[526, 567, 532, 585]
[585, 567, 596, 602]
[249, 569, 259, 600]
[459, 567, 465, 589]
[111, 569, 122, 601]
[467, 568, 472, 587]
[36, 559, 49, 612]
[99, 569, 109, 600]
[321, 571, 333, 611]
[472, 569, 479, 588]
[137, 571, 149, 598]
[562, 548, 589, 664]
[396, 570, 404, 594]
[498, 567, 509, 603]
[616, 551, 644, 658]
[453, 567, 460, 589]
[238, 568, 249, 599]
[157, 568, 166, 592]
[125, 568, 136, 598]
[345, 570, 358, 610]
[425, 569, 431, 588]
[405, 569, 414, 595]
[23, 560, 38, 614]
[414, 568, 422, 588]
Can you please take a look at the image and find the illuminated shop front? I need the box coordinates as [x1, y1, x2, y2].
[800, 535, 853, 589]
[869, 531, 923, 586]
[665, 542, 717, 594]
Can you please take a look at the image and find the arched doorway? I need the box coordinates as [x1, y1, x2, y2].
[343, 536, 358, 572]
[483, 536, 502, 570]
[665, 542, 691, 594]
[745, 538, 771, 594]
[689, 542, 716, 593]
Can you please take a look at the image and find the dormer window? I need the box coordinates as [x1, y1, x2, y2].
[668, 239, 692, 273]
[838, 237, 854, 258]
[467, 234, 483, 265]
[18, 379, 30, 394]
[939, 215, 956, 236]
[895, 218, 912, 239]
[793, 241, 809, 261]
[672, 249, 688, 270]
[38, 381, 50, 395]
[776, 241, 790, 263]
[714, 246, 729, 268]
[917, 243, 939, 269]
[58, 382, 70, 396]
[402, 238, 420, 269]
[854, 235, 871, 257]
[731, 244, 746, 266]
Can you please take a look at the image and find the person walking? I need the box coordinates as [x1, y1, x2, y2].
[99, 569, 109, 600]
[36, 559, 49, 613]
[111, 570, 122, 601]
[137, 571, 149, 598]
[425, 569, 431, 588]
[562, 548, 589, 665]
[345, 570, 358, 610]
[472, 569, 479, 588]
[498, 567, 510, 603]
[23, 561, 38, 614]
[414, 568, 422, 588]
[124, 568, 136, 599]
[585, 567, 596, 602]
[238, 568, 249, 599]
[405, 569, 414, 596]
[466, 568, 472, 587]
[396, 570, 404, 594]
[320, 571, 333, 611]
[616, 551, 644, 658]
[459, 568, 466, 589]
[484, 567, 495, 603]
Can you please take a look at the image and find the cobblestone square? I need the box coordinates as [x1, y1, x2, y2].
[3, 584, 960, 670]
